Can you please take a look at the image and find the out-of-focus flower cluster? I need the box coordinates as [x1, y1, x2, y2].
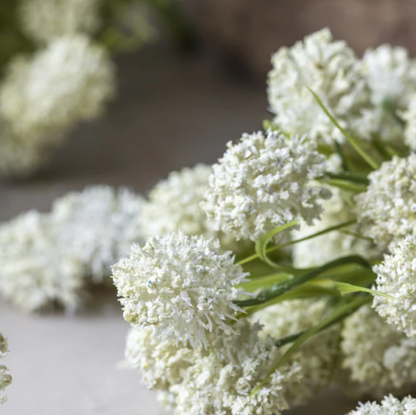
[0, 0, 155, 178]
[0, 333, 11, 404]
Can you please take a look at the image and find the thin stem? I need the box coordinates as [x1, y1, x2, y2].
[251, 295, 371, 396]
[327, 179, 367, 193]
[238, 219, 356, 265]
[339, 229, 374, 242]
[325, 171, 369, 185]
[308, 87, 380, 170]
[235, 255, 370, 308]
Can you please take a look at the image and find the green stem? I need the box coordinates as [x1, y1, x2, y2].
[235, 255, 370, 308]
[251, 295, 371, 396]
[325, 172, 369, 185]
[308, 87, 380, 170]
[239, 219, 356, 266]
[327, 179, 367, 193]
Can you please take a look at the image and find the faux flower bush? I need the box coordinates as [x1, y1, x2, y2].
[3, 28, 416, 413]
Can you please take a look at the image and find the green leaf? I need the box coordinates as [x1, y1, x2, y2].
[254, 220, 299, 269]
[250, 295, 371, 396]
[307, 87, 380, 170]
[333, 282, 395, 300]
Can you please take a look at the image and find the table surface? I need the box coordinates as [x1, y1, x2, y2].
[0, 45, 357, 414]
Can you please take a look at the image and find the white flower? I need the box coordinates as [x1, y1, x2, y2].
[253, 299, 340, 404]
[0, 211, 84, 312]
[125, 326, 194, 390]
[293, 187, 379, 268]
[168, 320, 303, 415]
[373, 236, 416, 337]
[355, 155, 416, 247]
[19, 0, 101, 44]
[141, 164, 214, 237]
[267, 28, 370, 146]
[348, 395, 416, 415]
[112, 231, 248, 348]
[51, 186, 145, 281]
[0, 35, 115, 143]
[0, 333, 11, 405]
[341, 305, 416, 393]
[403, 95, 416, 151]
[201, 130, 329, 242]
[0, 120, 52, 178]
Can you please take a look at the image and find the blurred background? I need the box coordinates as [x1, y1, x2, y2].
[1, 0, 414, 413]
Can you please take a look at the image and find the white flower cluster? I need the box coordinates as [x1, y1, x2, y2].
[348, 395, 416, 415]
[403, 96, 416, 151]
[252, 299, 340, 405]
[112, 231, 248, 348]
[51, 186, 145, 281]
[293, 187, 378, 268]
[0, 34, 115, 177]
[355, 155, 416, 247]
[0, 186, 144, 312]
[0, 211, 84, 313]
[141, 164, 214, 237]
[202, 130, 329, 242]
[19, 0, 101, 44]
[373, 236, 416, 337]
[125, 320, 304, 415]
[267, 28, 370, 146]
[341, 305, 416, 394]
[0, 333, 11, 405]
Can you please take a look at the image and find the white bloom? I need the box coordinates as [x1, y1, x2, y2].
[341, 305, 416, 393]
[51, 186, 145, 281]
[348, 395, 416, 415]
[201, 130, 329, 242]
[403, 95, 416, 151]
[373, 236, 416, 337]
[253, 299, 340, 404]
[0, 333, 11, 405]
[355, 155, 416, 246]
[363, 45, 416, 108]
[0, 211, 84, 312]
[0, 120, 52, 178]
[0, 35, 115, 143]
[20, 0, 101, 44]
[293, 188, 378, 268]
[169, 320, 303, 415]
[141, 164, 214, 237]
[125, 326, 194, 390]
[112, 231, 248, 348]
[267, 28, 370, 146]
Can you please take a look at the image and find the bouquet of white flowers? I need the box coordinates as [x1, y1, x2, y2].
[3, 28, 416, 413]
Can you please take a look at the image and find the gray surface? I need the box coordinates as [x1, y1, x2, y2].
[0, 46, 357, 414]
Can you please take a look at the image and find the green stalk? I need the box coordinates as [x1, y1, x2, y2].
[308, 87, 380, 170]
[235, 255, 370, 308]
[238, 219, 356, 266]
[325, 171, 369, 185]
[327, 179, 367, 193]
[251, 295, 371, 396]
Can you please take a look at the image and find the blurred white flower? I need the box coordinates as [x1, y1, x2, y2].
[403, 95, 416, 151]
[0, 34, 115, 144]
[112, 231, 248, 348]
[355, 155, 416, 247]
[253, 299, 340, 405]
[20, 0, 101, 44]
[373, 236, 416, 337]
[348, 395, 416, 415]
[293, 187, 378, 268]
[51, 185, 145, 281]
[0, 333, 11, 405]
[202, 130, 329, 242]
[0, 211, 84, 312]
[341, 305, 416, 394]
[168, 320, 303, 415]
[267, 28, 370, 146]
